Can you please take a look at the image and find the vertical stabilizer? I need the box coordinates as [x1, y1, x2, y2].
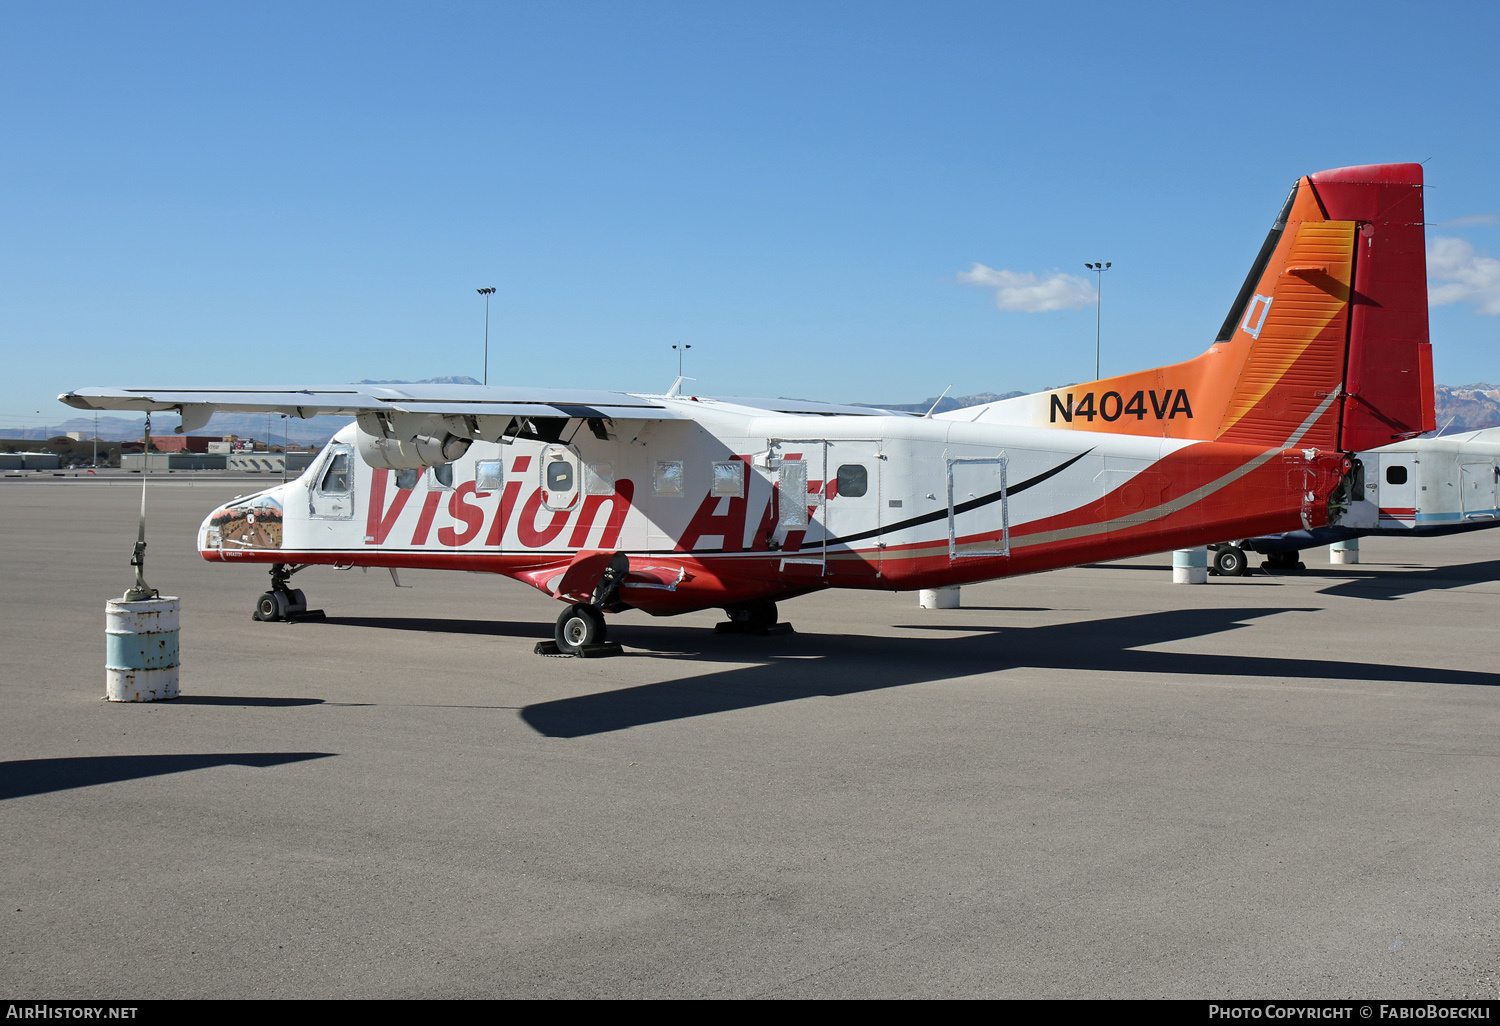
[951, 164, 1434, 453]
[1305, 164, 1434, 450]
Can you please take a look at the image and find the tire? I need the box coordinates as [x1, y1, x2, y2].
[1213, 546, 1248, 577]
[555, 603, 606, 654]
[725, 601, 777, 633]
[254, 590, 287, 622]
[1263, 551, 1305, 573]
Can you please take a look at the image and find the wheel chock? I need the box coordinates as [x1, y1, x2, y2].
[533, 640, 624, 658]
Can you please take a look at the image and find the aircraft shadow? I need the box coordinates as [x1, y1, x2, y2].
[0, 752, 335, 801]
[320, 616, 551, 638]
[1313, 558, 1500, 601]
[520, 606, 1500, 738]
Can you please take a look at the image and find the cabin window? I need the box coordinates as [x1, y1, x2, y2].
[584, 462, 615, 496]
[1386, 466, 1408, 486]
[431, 464, 454, 490]
[836, 464, 868, 498]
[711, 460, 744, 497]
[475, 460, 503, 491]
[778, 460, 809, 527]
[320, 453, 351, 493]
[654, 461, 684, 497]
[395, 468, 421, 490]
[546, 460, 573, 492]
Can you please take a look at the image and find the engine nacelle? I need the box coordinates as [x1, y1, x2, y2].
[355, 413, 473, 470]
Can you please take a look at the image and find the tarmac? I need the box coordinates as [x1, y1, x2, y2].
[2, 471, 1499, 999]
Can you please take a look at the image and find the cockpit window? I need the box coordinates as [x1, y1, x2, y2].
[320, 453, 351, 493]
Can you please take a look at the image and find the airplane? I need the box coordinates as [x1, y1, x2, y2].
[1208, 427, 1500, 575]
[60, 162, 1434, 655]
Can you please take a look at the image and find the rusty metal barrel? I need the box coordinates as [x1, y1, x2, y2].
[105, 597, 180, 701]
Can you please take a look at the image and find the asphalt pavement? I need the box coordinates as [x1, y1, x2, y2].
[2, 473, 1498, 998]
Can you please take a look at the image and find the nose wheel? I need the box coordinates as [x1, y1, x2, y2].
[252, 563, 322, 622]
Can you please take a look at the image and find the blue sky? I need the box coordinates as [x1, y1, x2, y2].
[4, 1, 1499, 433]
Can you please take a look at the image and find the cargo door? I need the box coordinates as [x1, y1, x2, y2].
[1460, 462, 1499, 521]
[946, 456, 1009, 560]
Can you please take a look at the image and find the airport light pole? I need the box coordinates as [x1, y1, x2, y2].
[1085, 262, 1111, 379]
[477, 287, 496, 385]
[673, 342, 691, 378]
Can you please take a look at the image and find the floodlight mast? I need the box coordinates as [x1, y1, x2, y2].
[1084, 262, 1112, 379]
[477, 287, 497, 385]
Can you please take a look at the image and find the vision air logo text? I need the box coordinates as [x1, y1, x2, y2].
[1049, 389, 1194, 424]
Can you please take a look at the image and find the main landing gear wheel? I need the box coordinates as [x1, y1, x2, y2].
[722, 601, 778, 634]
[1262, 551, 1306, 573]
[1212, 546, 1249, 577]
[555, 603, 607, 655]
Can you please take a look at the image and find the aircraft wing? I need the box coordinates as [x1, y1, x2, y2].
[58, 384, 698, 432]
[705, 396, 917, 417]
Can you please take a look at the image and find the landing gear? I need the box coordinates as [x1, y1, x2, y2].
[716, 600, 779, 635]
[536, 603, 622, 657]
[252, 563, 320, 621]
[1211, 545, 1250, 577]
[1261, 551, 1306, 573]
[555, 603, 606, 654]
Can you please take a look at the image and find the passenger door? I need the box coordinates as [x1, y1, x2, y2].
[823, 440, 883, 578]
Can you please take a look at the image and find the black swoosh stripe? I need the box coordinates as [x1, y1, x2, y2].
[823, 448, 1095, 547]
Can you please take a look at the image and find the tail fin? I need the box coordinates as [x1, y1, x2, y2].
[957, 163, 1434, 452]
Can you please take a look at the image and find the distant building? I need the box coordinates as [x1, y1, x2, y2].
[0, 452, 63, 470]
[120, 453, 228, 471]
[148, 435, 224, 454]
[227, 452, 317, 474]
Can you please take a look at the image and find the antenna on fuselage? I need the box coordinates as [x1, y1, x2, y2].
[665, 375, 696, 398]
[923, 385, 954, 419]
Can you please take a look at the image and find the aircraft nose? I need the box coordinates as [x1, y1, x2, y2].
[199, 483, 291, 555]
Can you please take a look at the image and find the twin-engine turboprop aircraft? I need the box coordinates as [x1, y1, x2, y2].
[62, 163, 1434, 654]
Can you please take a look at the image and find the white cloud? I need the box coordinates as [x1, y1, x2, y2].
[958, 263, 1096, 313]
[1439, 214, 1499, 228]
[1428, 237, 1500, 315]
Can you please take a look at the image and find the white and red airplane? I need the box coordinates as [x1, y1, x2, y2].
[61, 163, 1434, 654]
